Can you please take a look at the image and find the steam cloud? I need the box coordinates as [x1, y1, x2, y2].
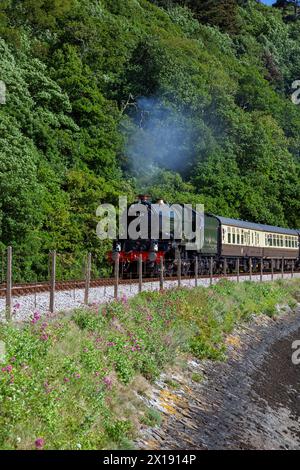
[124, 97, 195, 185]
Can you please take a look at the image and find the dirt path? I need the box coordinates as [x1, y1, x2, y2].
[138, 307, 300, 450]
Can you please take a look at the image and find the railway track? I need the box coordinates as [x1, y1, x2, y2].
[0, 270, 298, 298]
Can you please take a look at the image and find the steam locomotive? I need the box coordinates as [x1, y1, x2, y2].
[108, 195, 300, 277]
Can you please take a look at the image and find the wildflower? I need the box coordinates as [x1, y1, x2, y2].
[103, 376, 112, 388]
[146, 315, 153, 321]
[107, 341, 115, 347]
[75, 373, 81, 379]
[64, 377, 70, 383]
[83, 347, 89, 353]
[35, 438, 45, 450]
[10, 357, 16, 363]
[40, 334, 49, 342]
[121, 294, 128, 305]
[31, 311, 41, 324]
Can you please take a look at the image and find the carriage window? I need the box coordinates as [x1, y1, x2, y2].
[237, 230, 240, 245]
[280, 236, 283, 247]
[232, 228, 236, 244]
[285, 237, 288, 248]
[241, 230, 244, 245]
[228, 228, 231, 244]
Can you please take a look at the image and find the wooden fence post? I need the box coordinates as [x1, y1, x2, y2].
[271, 258, 274, 281]
[260, 258, 263, 283]
[1, 251, 4, 284]
[236, 258, 240, 283]
[249, 257, 252, 281]
[210, 257, 213, 286]
[223, 258, 227, 277]
[114, 253, 119, 300]
[138, 254, 143, 293]
[292, 260, 294, 279]
[195, 256, 198, 288]
[5, 246, 12, 321]
[49, 250, 56, 313]
[177, 253, 181, 288]
[84, 253, 92, 305]
[160, 257, 164, 291]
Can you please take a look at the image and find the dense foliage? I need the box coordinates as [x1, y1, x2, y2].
[0, 0, 300, 279]
[0, 279, 298, 449]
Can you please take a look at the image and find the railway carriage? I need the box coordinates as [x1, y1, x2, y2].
[216, 216, 300, 273]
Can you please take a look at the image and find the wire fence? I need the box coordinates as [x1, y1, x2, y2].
[0, 247, 298, 321]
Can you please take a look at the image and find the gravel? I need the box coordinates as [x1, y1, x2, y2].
[0, 273, 299, 323]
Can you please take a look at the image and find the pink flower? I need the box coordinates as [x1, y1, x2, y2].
[75, 373, 81, 379]
[107, 342, 115, 347]
[103, 376, 112, 388]
[35, 438, 45, 449]
[10, 357, 16, 363]
[121, 294, 128, 305]
[31, 311, 41, 324]
[64, 377, 70, 383]
[40, 334, 49, 342]
[1, 365, 13, 375]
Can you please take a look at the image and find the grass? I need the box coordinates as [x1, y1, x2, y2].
[0, 278, 299, 450]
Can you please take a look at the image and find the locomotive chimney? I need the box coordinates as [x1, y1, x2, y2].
[137, 194, 151, 203]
